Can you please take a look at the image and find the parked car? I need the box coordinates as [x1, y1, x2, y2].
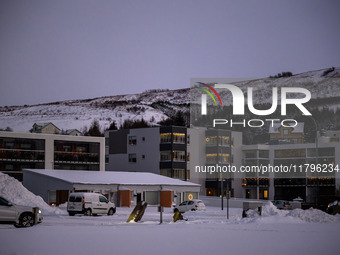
[272, 200, 292, 210]
[67, 192, 116, 216]
[0, 196, 43, 228]
[175, 199, 206, 213]
[326, 201, 340, 215]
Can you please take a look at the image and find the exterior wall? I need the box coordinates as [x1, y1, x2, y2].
[23, 170, 73, 202]
[106, 126, 188, 180]
[106, 128, 160, 174]
[270, 126, 304, 144]
[188, 127, 207, 194]
[0, 131, 105, 180]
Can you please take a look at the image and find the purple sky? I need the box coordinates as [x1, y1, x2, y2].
[1, 0, 340, 106]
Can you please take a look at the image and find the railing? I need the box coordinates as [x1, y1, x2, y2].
[54, 151, 99, 163]
[0, 149, 45, 161]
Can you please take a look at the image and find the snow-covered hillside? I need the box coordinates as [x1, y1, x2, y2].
[0, 67, 339, 132]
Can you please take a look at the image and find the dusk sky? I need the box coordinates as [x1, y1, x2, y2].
[1, 0, 339, 106]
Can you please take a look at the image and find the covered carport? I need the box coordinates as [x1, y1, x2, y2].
[23, 169, 201, 206]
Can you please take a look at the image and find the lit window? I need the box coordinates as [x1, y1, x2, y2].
[263, 190, 268, 199]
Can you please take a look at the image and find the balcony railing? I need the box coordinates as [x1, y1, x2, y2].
[54, 151, 99, 163]
[0, 149, 45, 162]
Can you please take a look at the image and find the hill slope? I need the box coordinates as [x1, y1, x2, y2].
[0, 67, 339, 133]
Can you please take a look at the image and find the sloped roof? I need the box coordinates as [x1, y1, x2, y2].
[269, 122, 304, 134]
[23, 169, 200, 187]
[65, 129, 81, 135]
[33, 122, 60, 130]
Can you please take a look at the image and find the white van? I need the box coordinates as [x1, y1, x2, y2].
[67, 193, 116, 216]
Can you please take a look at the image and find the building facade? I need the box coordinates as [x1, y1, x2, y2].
[0, 131, 105, 181]
[241, 139, 340, 205]
[105, 126, 189, 180]
[105, 126, 244, 197]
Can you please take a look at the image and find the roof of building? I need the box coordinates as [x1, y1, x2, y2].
[23, 169, 200, 187]
[65, 129, 81, 135]
[269, 122, 304, 134]
[33, 122, 60, 130]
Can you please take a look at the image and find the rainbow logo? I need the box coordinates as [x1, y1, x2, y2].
[196, 82, 223, 106]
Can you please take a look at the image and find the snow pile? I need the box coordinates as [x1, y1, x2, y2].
[0, 172, 65, 215]
[245, 201, 338, 223]
[287, 208, 338, 223]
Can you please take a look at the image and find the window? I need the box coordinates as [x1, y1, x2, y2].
[259, 150, 269, 158]
[244, 150, 257, 158]
[160, 169, 171, 177]
[142, 137, 145, 141]
[206, 136, 217, 146]
[173, 151, 185, 161]
[160, 133, 171, 143]
[99, 196, 108, 203]
[219, 136, 230, 146]
[142, 154, 145, 159]
[160, 151, 171, 161]
[173, 169, 186, 179]
[128, 154, 137, 163]
[105, 155, 109, 164]
[283, 129, 289, 135]
[128, 136, 137, 146]
[275, 149, 306, 158]
[173, 133, 185, 143]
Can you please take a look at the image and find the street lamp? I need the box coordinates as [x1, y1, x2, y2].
[303, 115, 319, 208]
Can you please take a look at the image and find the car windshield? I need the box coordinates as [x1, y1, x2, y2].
[0, 197, 10, 206]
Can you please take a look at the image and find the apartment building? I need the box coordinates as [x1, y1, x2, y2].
[105, 126, 189, 180]
[0, 131, 105, 181]
[242, 140, 340, 204]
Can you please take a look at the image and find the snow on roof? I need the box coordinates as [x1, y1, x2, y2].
[269, 122, 304, 134]
[23, 169, 200, 187]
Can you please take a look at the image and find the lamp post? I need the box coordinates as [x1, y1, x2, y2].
[304, 115, 319, 208]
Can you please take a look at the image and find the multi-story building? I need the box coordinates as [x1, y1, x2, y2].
[105, 126, 243, 196]
[0, 131, 105, 181]
[105, 126, 189, 180]
[241, 139, 340, 204]
[106, 125, 340, 205]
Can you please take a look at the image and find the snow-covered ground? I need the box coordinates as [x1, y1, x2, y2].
[0, 172, 339, 255]
[0, 205, 339, 255]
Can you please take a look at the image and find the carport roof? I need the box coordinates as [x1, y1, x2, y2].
[23, 169, 200, 187]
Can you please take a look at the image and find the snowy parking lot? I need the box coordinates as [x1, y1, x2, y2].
[1, 172, 339, 255]
[1, 205, 339, 255]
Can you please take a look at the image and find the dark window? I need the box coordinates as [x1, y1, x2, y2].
[0, 197, 10, 206]
[99, 196, 107, 203]
[128, 154, 137, 163]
